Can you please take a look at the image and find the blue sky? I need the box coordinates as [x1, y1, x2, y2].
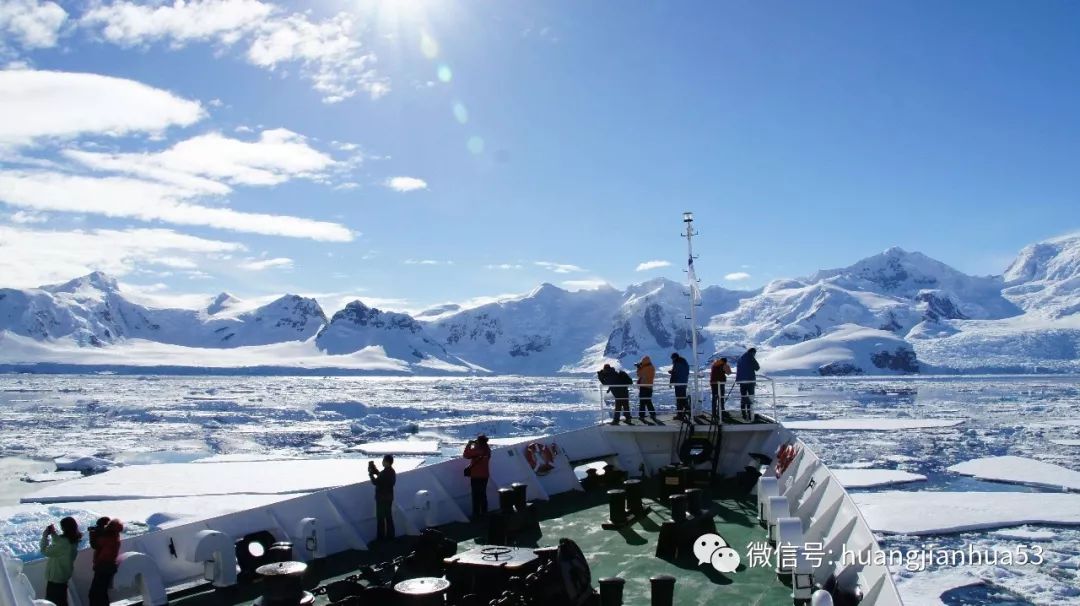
[2, 0, 1079, 312]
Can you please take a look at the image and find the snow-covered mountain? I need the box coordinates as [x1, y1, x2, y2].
[0, 272, 326, 348]
[0, 274, 467, 373]
[315, 301, 462, 367]
[3, 233, 1080, 375]
[425, 283, 624, 374]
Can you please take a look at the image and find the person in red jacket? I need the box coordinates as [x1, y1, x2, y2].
[463, 435, 491, 520]
[709, 357, 732, 418]
[88, 517, 123, 606]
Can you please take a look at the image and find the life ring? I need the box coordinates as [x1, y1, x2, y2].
[775, 443, 799, 477]
[678, 437, 713, 466]
[525, 443, 557, 475]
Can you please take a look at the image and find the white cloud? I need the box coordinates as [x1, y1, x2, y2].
[82, 1, 388, 103]
[561, 279, 610, 291]
[0, 224, 241, 287]
[0, 170, 355, 241]
[64, 128, 336, 190]
[0, 70, 204, 146]
[150, 256, 199, 269]
[724, 272, 751, 281]
[404, 259, 452, 266]
[116, 281, 218, 309]
[384, 176, 427, 192]
[81, 0, 271, 45]
[486, 263, 522, 270]
[635, 260, 670, 272]
[0, 0, 68, 51]
[238, 257, 293, 271]
[6, 210, 47, 224]
[535, 261, 585, 274]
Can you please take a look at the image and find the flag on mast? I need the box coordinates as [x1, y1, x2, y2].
[687, 255, 701, 304]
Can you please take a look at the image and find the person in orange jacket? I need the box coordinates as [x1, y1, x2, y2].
[463, 435, 491, 520]
[709, 357, 733, 418]
[634, 355, 657, 422]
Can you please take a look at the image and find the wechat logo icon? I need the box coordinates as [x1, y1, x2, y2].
[693, 533, 740, 574]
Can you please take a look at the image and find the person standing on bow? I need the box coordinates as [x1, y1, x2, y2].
[635, 355, 657, 422]
[368, 454, 396, 541]
[463, 435, 491, 519]
[40, 517, 81, 606]
[736, 347, 760, 420]
[598, 363, 632, 425]
[709, 357, 732, 418]
[88, 516, 123, 606]
[669, 352, 691, 420]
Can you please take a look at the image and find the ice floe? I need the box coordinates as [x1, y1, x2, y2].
[948, 455, 1080, 492]
[990, 526, 1056, 542]
[853, 491, 1080, 534]
[895, 569, 983, 606]
[831, 469, 926, 488]
[784, 418, 965, 431]
[21, 458, 425, 504]
[54, 455, 118, 473]
[21, 471, 82, 483]
[348, 440, 441, 455]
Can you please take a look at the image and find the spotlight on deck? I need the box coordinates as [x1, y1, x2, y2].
[683, 211, 694, 223]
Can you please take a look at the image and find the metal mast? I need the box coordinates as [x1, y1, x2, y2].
[683, 211, 700, 415]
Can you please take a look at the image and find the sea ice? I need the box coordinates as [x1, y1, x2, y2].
[348, 440, 441, 455]
[831, 469, 926, 489]
[948, 455, 1080, 492]
[784, 418, 964, 431]
[894, 569, 984, 606]
[853, 491, 1080, 534]
[54, 455, 117, 473]
[990, 526, 1056, 542]
[21, 458, 425, 504]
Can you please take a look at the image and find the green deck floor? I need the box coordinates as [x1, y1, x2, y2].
[169, 482, 792, 606]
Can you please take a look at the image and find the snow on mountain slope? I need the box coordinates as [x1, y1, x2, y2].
[0, 272, 327, 349]
[813, 247, 1018, 319]
[427, 283, 624, 374]
[0, 331, 421, 373]
[761, 324, 918, 376]
[583, 278, 752, 370]
[704, 248, 1022, 368]
[707, 280, 919, 348]
[315, 300, 464, 368]
[1002, 233, 1080, 318]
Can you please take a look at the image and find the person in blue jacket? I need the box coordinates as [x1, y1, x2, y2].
[735, 347, 760, 420]
[669, 353, 690, 419]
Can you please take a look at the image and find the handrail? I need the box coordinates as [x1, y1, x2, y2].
[596, 376, 778, 424]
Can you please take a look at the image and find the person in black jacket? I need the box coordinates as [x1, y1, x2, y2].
[368, 455, 396, 541]
[735, 347, 760, 420]
[669, 353, 691, 419]
[613, 368, 634, 425]
[598, 364, 632, 425]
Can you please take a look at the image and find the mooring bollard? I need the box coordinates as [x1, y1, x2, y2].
[624, 479, 644, 515]
[684, 487, 703, 516]
[607, 489, 628, 525]
[598, 577, 625, 606]
[669, 493, 687, 523]
[649, 575, 676, 606]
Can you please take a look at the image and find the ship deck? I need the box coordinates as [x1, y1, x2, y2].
[165, 479, 791, 606]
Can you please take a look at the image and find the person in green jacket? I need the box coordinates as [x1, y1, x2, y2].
[40, 516, 82, 606]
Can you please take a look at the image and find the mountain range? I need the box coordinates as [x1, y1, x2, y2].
[2, 234, 1080, 375]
